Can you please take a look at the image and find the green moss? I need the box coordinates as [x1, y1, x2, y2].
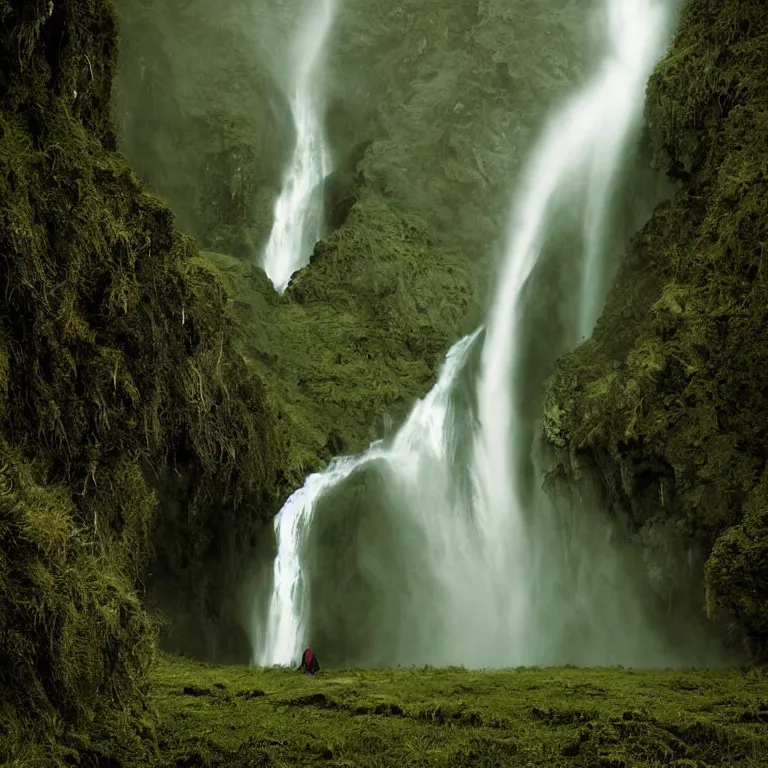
[199, 189, 480, 497]
[705, 473, 768, 660]
[144, 656, 768, 767]
[543, 0, 768, 656]
[0, 439, 156, 766]
[0, 0, 276, 757]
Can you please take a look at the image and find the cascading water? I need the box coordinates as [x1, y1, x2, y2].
[261, 0, 337, 292]
[256, 331, 483, 666]
[473, 0, 670, 662]
[253, 0, 674, 668]
[576, 1, 671, 338]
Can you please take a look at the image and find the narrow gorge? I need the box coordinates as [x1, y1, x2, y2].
[1, 0, 767, 765]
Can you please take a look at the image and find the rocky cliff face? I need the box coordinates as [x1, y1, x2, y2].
[114, 0, 589, 276]
[0, 0, 278, 760]
[543, 0, 768, 659]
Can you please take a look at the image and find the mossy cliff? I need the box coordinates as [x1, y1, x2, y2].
[543, 0, 768, 658]
[113, 0, 293, 258]
[0, 0, 276, 761]
[109, 0, 581, 491]
[201, 187, 480, 496]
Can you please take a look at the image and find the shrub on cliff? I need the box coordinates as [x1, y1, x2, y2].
[0, 0, 274, 761]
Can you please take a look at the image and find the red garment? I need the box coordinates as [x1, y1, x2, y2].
[299, 647, 320, 674]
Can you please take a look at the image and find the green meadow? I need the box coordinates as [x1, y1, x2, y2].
[148, 656, 768, 767]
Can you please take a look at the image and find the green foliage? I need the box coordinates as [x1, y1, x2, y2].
[543, 0, 768, 656]
[706, 473, 768, 660]
[200, 189, 480, 496]
[0, 0, 276, 758]
[146, 656, 768, 767]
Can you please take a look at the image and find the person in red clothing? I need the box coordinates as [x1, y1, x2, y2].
[298, 647, 320, 674]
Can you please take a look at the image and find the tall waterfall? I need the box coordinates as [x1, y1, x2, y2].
[261, 0, 336, 292]
[473, 0, 671, 662]
[252, 0, 674, 668]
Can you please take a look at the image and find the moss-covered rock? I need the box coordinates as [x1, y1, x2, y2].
[200, 188, 480, 497]
[0, 0, 276, 758]
[705, 472, 768, 659]
[543, 0, 768, 657]
[0, 442, 156, 766]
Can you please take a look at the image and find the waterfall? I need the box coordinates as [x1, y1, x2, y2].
[256, 331, 482, 666]
[473, 0, 670, 662]
[261, 0, 336, 292]
[252, 0, 674, 668]
[576, 0, 672, 338]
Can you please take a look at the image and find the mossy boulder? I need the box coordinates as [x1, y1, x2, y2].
[0, 0, 276, 758]
[542, 0, 768, 657]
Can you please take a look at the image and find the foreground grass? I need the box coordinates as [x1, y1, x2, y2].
[145, 655, 768, 767]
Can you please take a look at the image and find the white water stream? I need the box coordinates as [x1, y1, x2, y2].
[261, 0, 336, 292]
[253, 0, 672, 667]
[256, 331, 481, 665]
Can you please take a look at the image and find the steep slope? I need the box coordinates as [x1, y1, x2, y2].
[325, 0, 588, 259]
[201, 188, 480, 496]
[0, 0, 276, 761]
[543, 0, 768, 658]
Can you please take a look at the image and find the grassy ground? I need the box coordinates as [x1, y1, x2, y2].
[147, 655, 768, 767]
